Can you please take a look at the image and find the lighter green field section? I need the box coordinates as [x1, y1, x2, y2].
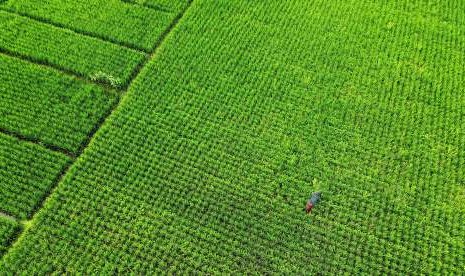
[0, 0, 175, 51]
[0, 11, 145, 86]
[1, 0, 465, 273]
[0, 217, 19, 256]
[0, 54, 118, 153]
[0, 133, 70, 219]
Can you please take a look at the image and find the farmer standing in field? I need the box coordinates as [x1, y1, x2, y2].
[305, 191, 322, 214]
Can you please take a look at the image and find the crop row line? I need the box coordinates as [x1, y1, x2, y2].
[24, 158, 75, 221]
[0, 211, 21, 257]
[0, 7, 149, 54]
[0, 127, 75, 159]
[121, 0, 173, 13]
[74, 94, 122, 158]
[0, 49, 122, 92]
[1, 0, 195, 259]
[124, 0, 195, 88]
[33, 0, 194, 217]
[0, 0, 192, 153]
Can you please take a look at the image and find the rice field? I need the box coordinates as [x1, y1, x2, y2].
[0, 0, 464, 273]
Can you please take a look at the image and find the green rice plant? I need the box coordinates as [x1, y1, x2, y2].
[0, 217, 19, 256]
[0, 11, 145, 86]
[122, 0, 189, 12]
[0, 0, 175, 51]
[0, 54, 118, 153]
[1, 0, 465, 274]
[0, 133, 70, 219]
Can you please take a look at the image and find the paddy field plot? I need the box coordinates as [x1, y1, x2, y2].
[0, 0, 464, 273]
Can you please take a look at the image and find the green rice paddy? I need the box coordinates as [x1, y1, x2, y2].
[0, 0, 464, 273]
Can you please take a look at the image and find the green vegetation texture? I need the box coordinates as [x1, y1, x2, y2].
[0, 0, 464, 274]
[1, 0, 179, 51]
[0, 133, 70, 219]
[123, 0, 189, 12]
[0, 54, 118, 153]
[0, 217, 19, 256]
[0, 11, 146, 87]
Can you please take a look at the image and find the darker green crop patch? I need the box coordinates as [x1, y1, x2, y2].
[0, 216, 20, 257]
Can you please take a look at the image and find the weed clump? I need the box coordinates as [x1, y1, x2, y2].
[90, 72, 121, 88]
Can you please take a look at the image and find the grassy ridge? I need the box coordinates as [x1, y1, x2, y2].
[0, 217, 19, 256]
[1, 0, 175, 51]
[0, 54, 118, 153]
[0, 133, 70, 219]
[1, 0, 464, 273]
[0, 11, 145, 87]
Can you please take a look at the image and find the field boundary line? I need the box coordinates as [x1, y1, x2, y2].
[0, 49, 123, 92]
[121, 0, 173, 13]
[0, 7, 149, 53]
[25, 158, 75, 220]
[0, 213, 22, 259]
[123, 0, 194, 90]
[75, 0, 195, 155]
[0, 211, 17, 222]
[0, 0, 195, 260]
[74, 94, 121, 157]
[0, 127, 75, 159]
